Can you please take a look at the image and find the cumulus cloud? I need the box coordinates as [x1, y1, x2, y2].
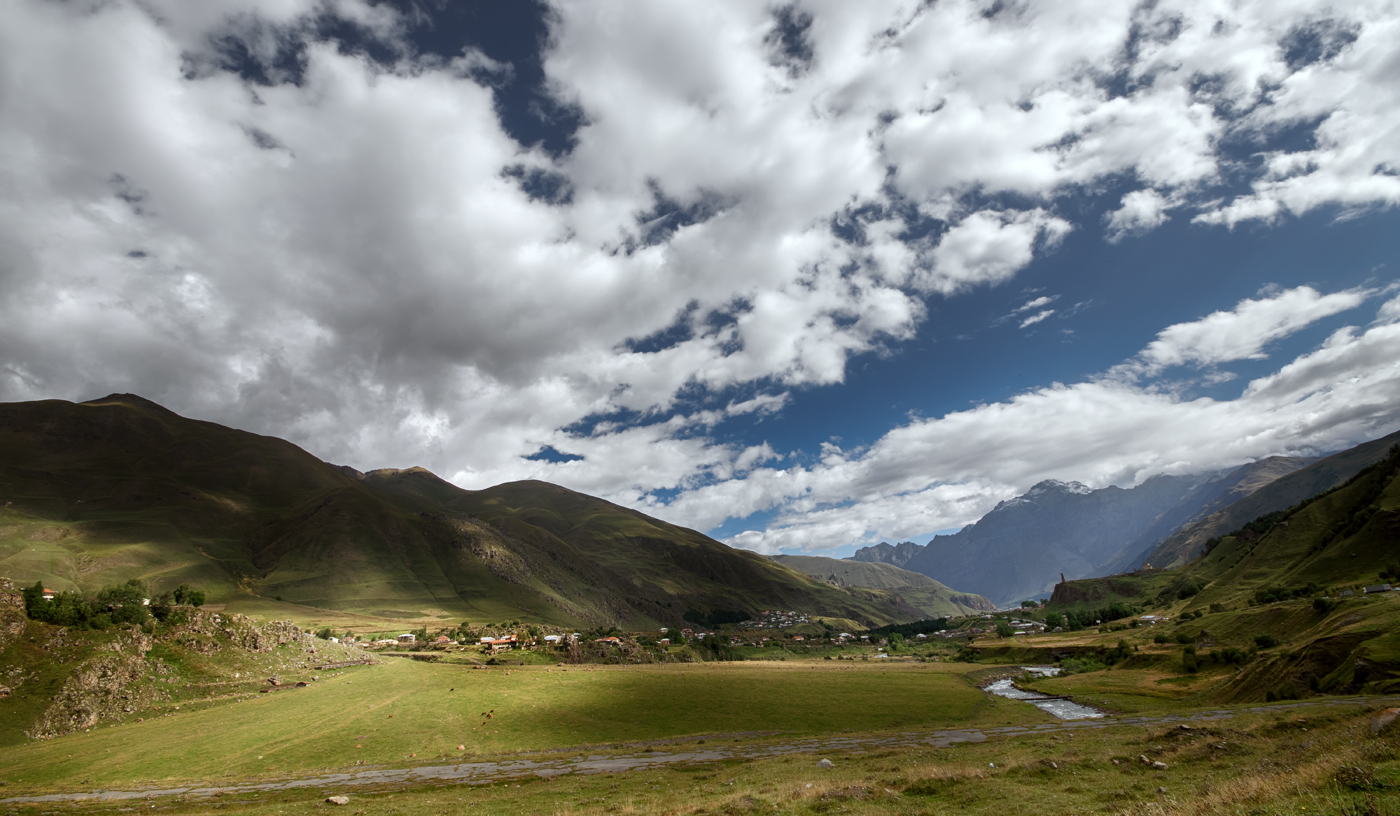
[1, 0, 1399, 551]
[1105, 189, 1173, 242]
[921, 210, 1072, 295]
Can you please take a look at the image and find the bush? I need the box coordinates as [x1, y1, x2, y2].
[1208, 603, 1228, 614]
[1208, 647, 1250, 666]
[1176, 632, 1196, 645]
[1059, 655, 1107, 675]
[1182, 650, 1198, 674]
[1255, 633, 1281, 649]
[1153, 633, 1169, 644]
[1313, 597, 1338, 614]
[995, 623, 1014, 638]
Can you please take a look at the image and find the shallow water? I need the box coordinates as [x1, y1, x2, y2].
[985, 668, 1105, 720]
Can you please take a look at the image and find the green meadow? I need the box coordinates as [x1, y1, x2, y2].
[0, 659, 1036, 789]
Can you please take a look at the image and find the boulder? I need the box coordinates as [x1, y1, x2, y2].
[816, 758, 835, 768]
[326, 795, 349, 805]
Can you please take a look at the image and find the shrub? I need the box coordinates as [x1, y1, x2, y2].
[1313, 597, 1338, 614]
[1208, 647, 1250, 666]
[995, 623, 1014, 638]
[1255, 633, 1280, 649]
[1153, 633, 1169, 644]
[1176, 632, 1196, 645]
[1208, 602, 1228, 614]
[1182, 652, 1198, 673]
[1059, 655, 1107, 675]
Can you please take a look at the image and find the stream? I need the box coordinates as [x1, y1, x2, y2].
[984, 667, 1106, 720]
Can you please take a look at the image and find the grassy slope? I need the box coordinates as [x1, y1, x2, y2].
[0, 397, 923, 629]
[1145, 428, 1400, 568]
[1034, 444, 1400, 703]
[771, 555, 996, 616]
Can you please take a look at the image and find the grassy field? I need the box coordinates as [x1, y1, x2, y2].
[3, 686, 1398, 815]
[0, 658, 1039, 790]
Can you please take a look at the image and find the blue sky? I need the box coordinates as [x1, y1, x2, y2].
[2, 0, 1399, 557]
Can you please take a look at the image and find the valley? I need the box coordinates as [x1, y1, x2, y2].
[2, 395, 1399, 815]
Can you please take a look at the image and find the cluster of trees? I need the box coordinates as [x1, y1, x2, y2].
[864, 618, 950, 640]
[1043, 601, 1137, 632]
[21, 579, 204, 629]
[681, 608, 750, 628]
[1253, 582, 1320, 605]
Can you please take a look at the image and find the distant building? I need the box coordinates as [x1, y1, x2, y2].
[484, 635, 518, 654]
[1363, 584, 1393, 594]
[41, 589, 56, 601]
[397, 633, 416, 643]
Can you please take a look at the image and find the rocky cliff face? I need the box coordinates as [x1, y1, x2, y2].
[847, 540, 923, 569]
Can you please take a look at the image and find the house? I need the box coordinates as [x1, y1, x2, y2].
[397, 633, 416, 643]
[659, 638, 670, 645]
[594, 636, 622, 646]
[1340, 590, 1355, 598]
[543, 635, 562, 644]
[484, 635, 518, 654]
[659, 628, 669, 634]
[1363, 584, 1394, 594]
[792, 635, 805, 641]
[434, 635, 452, 644]
[41, 589, 56, 601]
[916, 633, 927, 639]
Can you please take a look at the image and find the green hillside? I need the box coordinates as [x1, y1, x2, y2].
[0, 396, 920, 629]
[1143, 429, 1400, 567]
[771, 554, 996, 616]
[1048, 441, 1400, 698]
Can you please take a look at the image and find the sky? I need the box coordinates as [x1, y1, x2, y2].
[2, 0, 1400, 558]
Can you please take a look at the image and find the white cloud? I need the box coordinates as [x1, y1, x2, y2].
[1105, 189, 1172, 242]
[1124, 285, 1371, 376]
[716, 314, 1400, 554]
[921, 209, 1072, 295]
[1016, 295, 1057, 313]
[1019, 309, 1055, 328]
[1, 0, 1399, 547]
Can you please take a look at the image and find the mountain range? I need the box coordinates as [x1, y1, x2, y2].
[0, 395, 932, 629]
[852, 429, 1400, 607]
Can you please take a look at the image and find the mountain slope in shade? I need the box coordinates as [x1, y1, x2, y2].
[771, 554, 995, 618]
[1098, 455, 1318, 574]
[0, 396, 921, 628]
[1142, 428, 1400, 568]
[852, 474, 1214, 606]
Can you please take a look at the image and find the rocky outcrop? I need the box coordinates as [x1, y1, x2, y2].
[28, 632, 161, 738]
[0, 577, 28, 650]
[14, 602, 368, 740]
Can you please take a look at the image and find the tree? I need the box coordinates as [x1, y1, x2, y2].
[888, 633, 905, 652]
[995, 622, 1014, 638]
